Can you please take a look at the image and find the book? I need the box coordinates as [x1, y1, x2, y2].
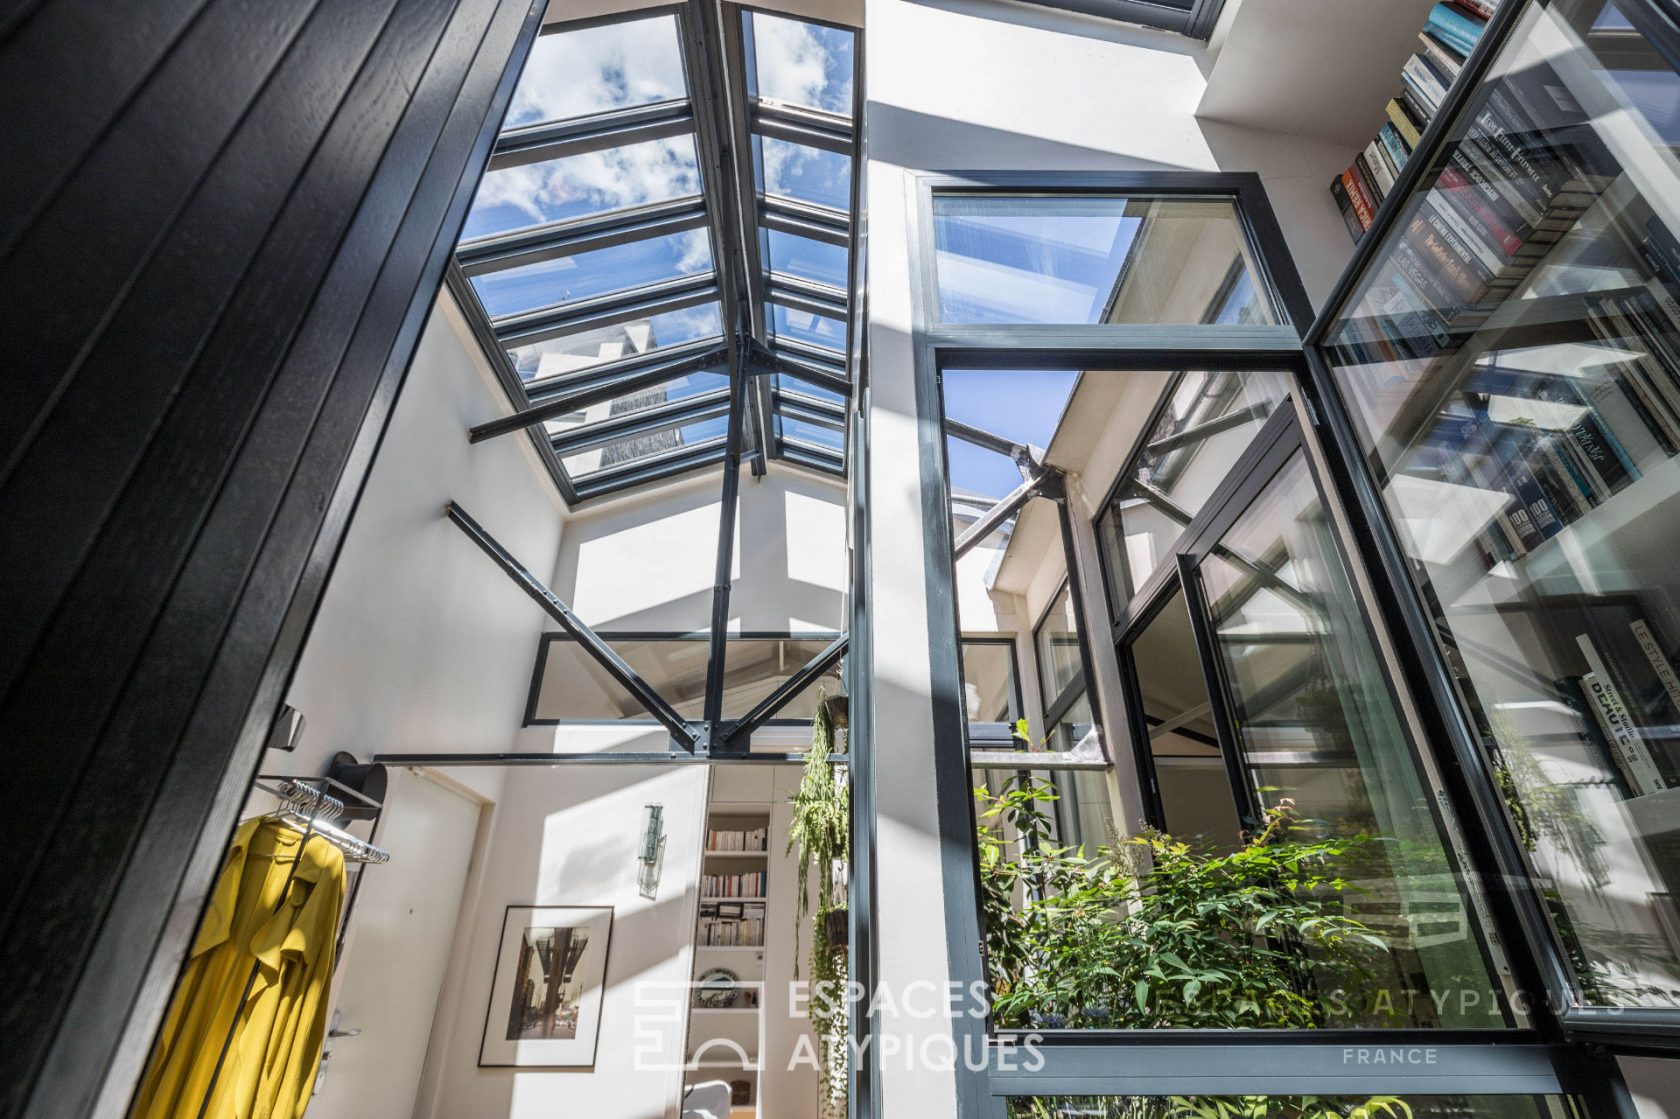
[1354, 152, 1385, 208]
[1365, 140, 1397, 197]
[1341, 167, 1377, 231]
[1428, 1, 1486, 57]
[1452, 0, 1499, 18]
[1579, 634, 1670, 795]
[1403, 54, 1448, 117]
[1632, 619, 1680, 719]
[1418, 31, 1466, 87]
[1387, 98, 1424, 149]
[1331, 174, 1365, 240]
[1379, 123, 1412, 175]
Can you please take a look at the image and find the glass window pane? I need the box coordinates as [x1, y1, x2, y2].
[932, 194, 1277, 325]
[1035, 584, 1083, 707]
[1098, 370, 1289, 606]
[463, 136, 702, 242]
[777, 414, 843, 452]
[768, 301, 845, 352]
[1199, 452, 1507, 1028]
[1007, 1097, 1576, 1118]
[744, 12, 854, 115]
[763, 228, 848, 287]
[470, 230, 713, 319]
[1128, 588, 1242, 850]
[502, 16, 687, 130]
[531, 635, 841, 720]
[507, 304, 723, 384]
[1322, 0, 1680, 1011]
[542, 373, 728, 444]
[961, 639, 1019, 729]
[757, 137, 852, 211]
[774, 373, 845, 405]
[561, 414, 727, 479]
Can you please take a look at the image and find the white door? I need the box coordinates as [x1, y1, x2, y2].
[307, 768, 482, 1119]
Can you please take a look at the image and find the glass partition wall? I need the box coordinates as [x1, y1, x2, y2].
[1309, 0, 1680, 1040]
[907, 164, 1631, 1113]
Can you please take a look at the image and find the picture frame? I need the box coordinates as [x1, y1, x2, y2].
[479, 905, 614, 1068]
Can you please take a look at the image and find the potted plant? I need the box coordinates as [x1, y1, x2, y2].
[787, 687, 848, 1119]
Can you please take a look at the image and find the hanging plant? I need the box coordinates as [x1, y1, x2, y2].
[786, 688, 848, 1119]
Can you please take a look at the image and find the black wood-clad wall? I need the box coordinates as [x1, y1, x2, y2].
[0, 0, 541, 1114]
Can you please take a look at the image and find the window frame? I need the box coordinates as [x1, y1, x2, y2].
[1015, 0, 1229, 40]
[890, 165, 1629, 1111]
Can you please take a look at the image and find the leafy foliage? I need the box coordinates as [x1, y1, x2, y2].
[787, 689, 848, 1119]
[1008, 1096, 1413, 1119]
[976, 773, 1390, 1031]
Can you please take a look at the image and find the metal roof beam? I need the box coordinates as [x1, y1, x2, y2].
[488, 100, 695, 169]
[457, 198, 711, 277]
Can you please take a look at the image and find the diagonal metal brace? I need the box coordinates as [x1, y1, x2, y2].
[446, 501, 701, 750]
[720, 634, 848, 752]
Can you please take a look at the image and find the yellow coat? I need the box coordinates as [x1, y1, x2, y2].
[132, 816, 346, 1119]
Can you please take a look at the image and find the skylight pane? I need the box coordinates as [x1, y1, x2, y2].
[757, 138, 851, 211]
[775, 374, 845, 405]
[768, 302, 845, 353]
[470, 230, 713, 319]
[544, 372, 729, 442]
[503, 15, 687, 130]
[562, 416, 729, 479]
[763, 229, 848, 288]
[778, 415, 844, 452]
[744, 13, 854, 115]
[508, 304, 723, 383]
[463, 136, 702, 242]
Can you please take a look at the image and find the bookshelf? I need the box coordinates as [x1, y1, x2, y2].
[1318, 0, 1680, 1012]
[1331, 1, 1505, 240]
[685, 805, 772, 1119]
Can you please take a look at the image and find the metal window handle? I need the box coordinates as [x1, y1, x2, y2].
[328, 1027, 362, 1039]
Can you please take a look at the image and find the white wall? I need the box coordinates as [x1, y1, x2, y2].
[266, 288, 566, 1116]
[425, 765, 711, 1119]
[554, 467, 848, 633]
[1623, 1055, 1680, 1119]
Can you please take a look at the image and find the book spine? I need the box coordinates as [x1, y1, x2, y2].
[1387, 98, 1424, 149]
[1428, 1, 1485, 56]
[1330, 174, 1365, 240]
[1354, 152, 1385, 208]
[1418, 31, 1466, 85]
[1365, 140, 1397, 197]
[1379, 123, 1412, 174]
[1578, 636, 1669, 795]
[1342, 168, 1377, 231]
[1403, 55, 1448, 115]
[1631, 619, 1680, 721]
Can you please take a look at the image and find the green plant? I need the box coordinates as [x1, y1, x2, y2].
[976, 773, 1390, 1031]
[1008, 1095, 1412, 1119]
[787, 688, 848, 1119]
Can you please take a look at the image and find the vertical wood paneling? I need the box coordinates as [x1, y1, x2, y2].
[0, 0, 541, 1112]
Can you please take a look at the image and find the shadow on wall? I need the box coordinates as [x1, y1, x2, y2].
[864, 103, 1195, 176]
[902, 0, 1216, 77]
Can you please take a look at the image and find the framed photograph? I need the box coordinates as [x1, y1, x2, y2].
[479, 905, 613, 1067]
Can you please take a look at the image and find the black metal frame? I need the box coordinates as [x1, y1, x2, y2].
[1291, 0, 1680, 1053]
[961, 635, 1028, 748]
[894, 164, 1640, 1111]
[522, 628, 844, 728]
[1010, 0, 1228, 40]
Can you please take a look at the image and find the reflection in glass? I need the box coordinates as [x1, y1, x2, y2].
[542, 373, 728, 446]
[769, 302, 846, 351]
[503, 16, 687, 130]
[932, 195, 1277, 325]
[1097, 370, 1289, 611]
[560, 414, 728, 479]
[463, 136, 702, 243]
[531, 635, 841, 720]
[777, 415, 843, 452]
[470, 231, 713, 319]
[507, 304, 723, 384]
[961, 639, 1019, 730]
[1127, 588, 1242, 850]
[1199, 453, 1507, 1027]
[1006, 1096, 1576, 1119]
[1035, 584, 1083, 708]
[1323, 0, 1680, 1010]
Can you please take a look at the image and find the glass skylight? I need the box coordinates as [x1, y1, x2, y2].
[462, 135, 702, 242]
[454, 7, 858, 499]
[502, 15, 687, 129]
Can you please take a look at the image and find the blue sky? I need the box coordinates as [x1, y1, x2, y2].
[943, 369, 1079, 499]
